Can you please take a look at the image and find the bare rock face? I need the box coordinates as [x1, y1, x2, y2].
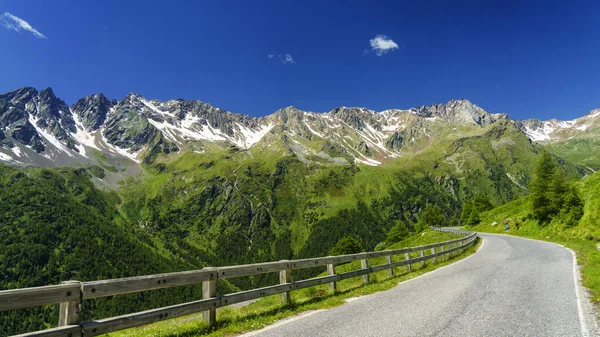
[71, 93, 115, 131]
[412, 99, 502, 126]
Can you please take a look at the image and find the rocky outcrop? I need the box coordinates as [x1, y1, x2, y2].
[71, 93, 115, 131]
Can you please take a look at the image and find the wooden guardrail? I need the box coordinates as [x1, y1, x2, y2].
[1, 228, 477, 337]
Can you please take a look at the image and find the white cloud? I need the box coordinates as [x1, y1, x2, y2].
[280, 54, 295, 64]
[369, 35, 398, 56]
[1, 12, 47, 39]
[269, 53, 296, 64]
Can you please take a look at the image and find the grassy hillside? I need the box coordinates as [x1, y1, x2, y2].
[547, 138, 600, 172]
[0, 165, 236, 336]
[470, 171, 600, 307]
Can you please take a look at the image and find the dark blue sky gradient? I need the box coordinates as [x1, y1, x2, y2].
[1, 0, 599, 120]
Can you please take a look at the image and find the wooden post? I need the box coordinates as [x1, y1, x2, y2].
[385, 255, 393, 277]
[405, 252, 411, 272]
[360, 259, 369, 284]
[202, 268, 217, 326]
[327, 264, 337, 291]
[431, 247, 436, 264]
[279, 261, 291, 303]
[420, 250, 425, 268]
[58, 280, 81, 327]
[440, 245, 445, 261]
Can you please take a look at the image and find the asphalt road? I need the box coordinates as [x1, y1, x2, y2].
[243, 233, 597, 337]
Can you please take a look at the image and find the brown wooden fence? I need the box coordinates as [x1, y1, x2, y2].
[1, 228, 477, 337]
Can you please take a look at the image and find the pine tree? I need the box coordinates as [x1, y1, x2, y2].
[473, 195, 493, 212]
[561, 184, 584, 227]
[329, 236, 363, 256]
[385, 221, 409, 246]
[530, 150, 556, 223]
[548, 169, 568, 216]
[467, 207, 481, 227]
[460, 202, 474, 226]
[418, 204, 446, 231]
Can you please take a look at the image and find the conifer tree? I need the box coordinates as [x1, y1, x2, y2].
[530, 150, 556, 223]
[385, 221, 409, 246]
[418, 204, 446, 230]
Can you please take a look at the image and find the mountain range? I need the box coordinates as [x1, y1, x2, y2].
[2, 87, 599, 178]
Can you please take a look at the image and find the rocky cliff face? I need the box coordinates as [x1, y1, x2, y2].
[0, 86, 597, 169]
[71, 94, 115, 131]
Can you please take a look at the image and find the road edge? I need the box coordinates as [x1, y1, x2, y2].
[478, 232, 599, 336]
[567, 247, 599, 337]
[394, 236, 485, 287]
[238, 236, 483, 337]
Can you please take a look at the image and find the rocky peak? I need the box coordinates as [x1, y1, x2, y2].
[413, 99, 499, 127]
[275, 106, 305, 124]
[0, 87, 38, 108]
[71, 93, 115, 131]
[515, 118, 544, 131]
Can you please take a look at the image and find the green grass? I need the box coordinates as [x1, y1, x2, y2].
[106, 230, 480, 337]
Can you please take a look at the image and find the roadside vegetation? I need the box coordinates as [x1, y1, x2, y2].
[470, 150, 600, 309]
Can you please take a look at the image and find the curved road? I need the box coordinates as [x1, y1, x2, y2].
[244, 233, 597, 337]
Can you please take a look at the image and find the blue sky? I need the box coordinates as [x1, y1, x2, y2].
[1, 1, 599, 120]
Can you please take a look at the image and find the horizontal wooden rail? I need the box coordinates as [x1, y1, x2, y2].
[0, 283, 81, 312]
[11, 325, 82, 337]
[82, 269, 217, 299]
[2, 228, 477, 337]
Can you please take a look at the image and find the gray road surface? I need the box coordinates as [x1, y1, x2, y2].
[243, 234, 596, 337]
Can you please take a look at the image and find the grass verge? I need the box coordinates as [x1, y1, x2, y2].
[107, 230, 480, 337]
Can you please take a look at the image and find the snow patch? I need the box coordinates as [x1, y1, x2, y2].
[506, 173, 526, 189]
[98, 132, 142, 163]
[0, 152, 13, 162]
[28, 114, 74, 157]
[304, 118, 325, 138]
[235, 123, 274, 147]
[524, 125, 552, 141]
[70, 112, 102, 158]
[10, 147, 21, 157]
[355, 157, 382, 166]
[112, 145, 142, 163]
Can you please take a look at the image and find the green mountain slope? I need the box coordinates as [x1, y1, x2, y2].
[116, 120, 559, 269]
[0, 164, 235, 336]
